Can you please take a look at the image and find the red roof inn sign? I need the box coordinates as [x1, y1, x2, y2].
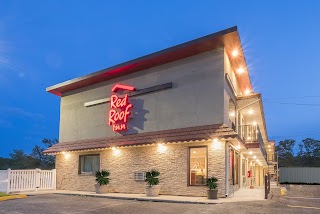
[108, 84, 135, 131]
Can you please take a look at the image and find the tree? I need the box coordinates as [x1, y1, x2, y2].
[275, 139, 295, 167]
[31, 138, 57, 169]
[0, 157, 11, 170]
[9, 150, 37, 169]
[296, 138, 320, 166]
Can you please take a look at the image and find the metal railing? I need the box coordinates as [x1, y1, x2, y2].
[238, 125, 259, 142]
[239, 125, 267, 160]
[267, 154, 277, 163]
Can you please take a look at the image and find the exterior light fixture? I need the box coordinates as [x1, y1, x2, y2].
[112, 147, 120, 156]
[268, 149, 271, 152]
[268, 145, 271, 148]
[229, 112, 235, 117]
[248, 109, 254, 115]
[212, 138, 222, 150]
[62, 152, 70, 159]
[231, 49, 238, 57]
[252, 121, 257, 126]
[158, 143, 167, 153]
[249, 151, 253, 155]
[244, 89, 251, 96]
[237, 67, 244, 74]
[253, 155, 257, 159]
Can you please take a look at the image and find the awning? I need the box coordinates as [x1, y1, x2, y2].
[44, 124, 239, 154]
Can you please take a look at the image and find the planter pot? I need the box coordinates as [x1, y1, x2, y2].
[207, 189, 218, 199]
[95, 184, 108, 194]
[144, 185, 161, 197]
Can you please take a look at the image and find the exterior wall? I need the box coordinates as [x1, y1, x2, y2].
[223, 50, 239, 127]
[59, 49, 225, 143]
[55, 140, 226, 197]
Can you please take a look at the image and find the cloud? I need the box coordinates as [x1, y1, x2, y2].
[6, 107, 45, 120]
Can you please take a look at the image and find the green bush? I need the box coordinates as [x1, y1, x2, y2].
[207, 177, 218, 190]
[95, 170, 110, 186]
[145, 170, 160, 186]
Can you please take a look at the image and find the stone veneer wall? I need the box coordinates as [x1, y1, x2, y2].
[55, 141, 226, 197]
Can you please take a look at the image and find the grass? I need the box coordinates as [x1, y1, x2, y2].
[0, 192, 10, 197]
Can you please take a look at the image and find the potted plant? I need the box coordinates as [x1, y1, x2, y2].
[207, 176, 218, 199]
[144, 169, 161, 197]
[95, 169, 110, 194]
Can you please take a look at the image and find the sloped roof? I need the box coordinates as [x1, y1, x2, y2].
[44, 124, 238, 154]
[47, 26, 252, 96]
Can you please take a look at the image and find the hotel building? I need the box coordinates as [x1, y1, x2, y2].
[44, 26, 275, 197]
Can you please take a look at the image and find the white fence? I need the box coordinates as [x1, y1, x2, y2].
[0, 169, 56, 193]
[279, 167, 320, 184]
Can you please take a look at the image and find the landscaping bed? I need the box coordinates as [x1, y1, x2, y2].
[0, 192, 27, 201]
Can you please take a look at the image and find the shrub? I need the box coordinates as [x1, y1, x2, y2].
[95, 170, 110, 186]
[145, 170, 160, 186]
[207, 177, 218, 190]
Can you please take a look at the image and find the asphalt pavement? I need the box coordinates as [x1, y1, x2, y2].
[0, 193, 319, 214]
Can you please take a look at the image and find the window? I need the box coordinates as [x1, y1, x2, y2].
[189, 147, 207, 186]
[79, 154, 100, 175]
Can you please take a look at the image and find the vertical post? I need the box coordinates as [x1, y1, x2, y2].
[52, 169, 56, 190]
[35, 168, 41, 191]
[6, 168, 11, 194]
[264, 174, 268, 199]
[268, 173, 271, 194]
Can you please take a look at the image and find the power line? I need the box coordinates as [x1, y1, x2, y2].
[265, 96, 320, 100]
[264, 101, 320, 106]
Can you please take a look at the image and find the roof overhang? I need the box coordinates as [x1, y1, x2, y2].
[47, 26, 252, 96]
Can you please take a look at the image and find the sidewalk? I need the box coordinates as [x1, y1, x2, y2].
[23, 188, 266, 204]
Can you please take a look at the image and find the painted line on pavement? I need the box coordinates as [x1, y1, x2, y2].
[287, 205, 320, 210]
[284, 196, 320, 200]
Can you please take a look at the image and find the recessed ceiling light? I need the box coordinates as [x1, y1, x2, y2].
[232, 50, 238, 57]
[244, 89, 251, 96]
[237, 67, 244, 74]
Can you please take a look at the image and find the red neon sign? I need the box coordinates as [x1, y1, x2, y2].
[108, 84, 135, 131]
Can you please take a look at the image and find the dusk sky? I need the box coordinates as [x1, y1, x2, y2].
[1, 1, 320, 157]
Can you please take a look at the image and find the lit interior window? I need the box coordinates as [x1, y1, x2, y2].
[189, 147, 207, 185]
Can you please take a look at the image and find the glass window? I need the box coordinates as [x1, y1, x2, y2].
[189, 147, 207, 186]
[79, 155, 100, 175]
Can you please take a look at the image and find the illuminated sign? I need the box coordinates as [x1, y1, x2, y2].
[108, 84, 135, 131]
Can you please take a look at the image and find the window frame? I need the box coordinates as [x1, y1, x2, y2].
[78, 154, 100, 175]
[187, 146, 208, 187]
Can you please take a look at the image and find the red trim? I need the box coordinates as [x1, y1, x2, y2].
[112, 84, 135, 93]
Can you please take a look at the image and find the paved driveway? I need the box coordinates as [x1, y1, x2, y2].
[0, 194, 319, 214]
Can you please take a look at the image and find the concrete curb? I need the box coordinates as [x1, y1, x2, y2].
[51, 193, 221, 204]
[0, 194, 27, 202]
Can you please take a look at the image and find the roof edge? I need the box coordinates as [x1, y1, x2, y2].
[46, 26, 238, 96]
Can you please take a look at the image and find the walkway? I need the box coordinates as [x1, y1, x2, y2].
[22, 188, 266, 204]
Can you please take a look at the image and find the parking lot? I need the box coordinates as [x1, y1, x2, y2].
[0, 190, 319, 214]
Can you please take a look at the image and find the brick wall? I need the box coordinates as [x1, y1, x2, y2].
[55, 140, 226, 197]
